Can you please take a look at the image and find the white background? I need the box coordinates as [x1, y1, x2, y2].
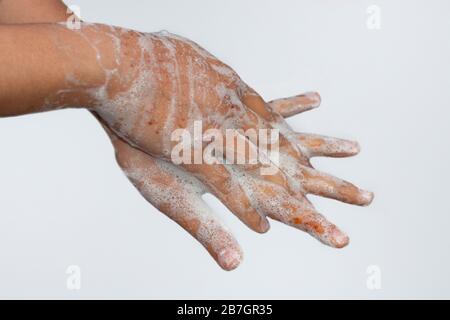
[0, 0, 449, 299]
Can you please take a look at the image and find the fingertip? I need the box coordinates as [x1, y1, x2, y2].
[255, 218, 271, 234]
[330, 228, 350, 248]
[332, 139, 360, 157]
[241, 213, 271, 234]
[349, 140, 361, 155]
[217, 248, 243, 271]
[359, 190, 375, 206]
[304, 91, 321, 109]
[348, 189, 374, 206]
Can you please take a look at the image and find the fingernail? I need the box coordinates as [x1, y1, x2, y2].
[360, 190, 374, 206]
[304, 92, 321, 108]
[218, 248, 242, 271]
[347, 141, 361, 154]
[331, 229, 350, 248]
[258, 217, 271, 234]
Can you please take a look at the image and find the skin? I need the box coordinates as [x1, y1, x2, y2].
[0, 0, 373, 270]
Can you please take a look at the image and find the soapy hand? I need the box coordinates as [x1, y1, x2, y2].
[105, 90, 373, 270]
[63, 26, 373, 267]
[0, 21, 373, 270]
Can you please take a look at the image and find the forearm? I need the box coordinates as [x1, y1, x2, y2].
[0, 23, 113, 117]
[0, 0, 68, 23]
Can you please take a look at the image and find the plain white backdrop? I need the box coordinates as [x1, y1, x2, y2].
[0, 0, 449, 298]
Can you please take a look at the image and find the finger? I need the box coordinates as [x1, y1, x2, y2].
[211, 89, 306, 190]
[241, 88, 282, 123]
[241, 174, 349, 248]
[296, 133, 360, 158]
[217, 126, 315, 213]
[240, 89, 310, 167]
[218, 129, 290, 188]
[113, 137, 243, 271]
[268, 92, 322, 118]
[241, 91, 372, 206]
[301, 167, 374, 206]
[264, 193, 349, 248]
[183, 162, 271, 234]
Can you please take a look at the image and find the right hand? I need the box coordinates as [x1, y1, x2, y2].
[51, 24, 374, 270]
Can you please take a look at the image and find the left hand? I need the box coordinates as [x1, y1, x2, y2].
[107, 90, 373, 270]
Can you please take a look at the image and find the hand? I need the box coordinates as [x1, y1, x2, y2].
[106, 91, 371, 270]
[0, 21, 373, 270]
[74, 25, 373, 251]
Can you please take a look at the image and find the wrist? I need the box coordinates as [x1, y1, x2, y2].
[61, 23, 145, 112]
[0, 23, 145, 117]
[43, 23, 116, 111]
[0, 23, 111, 116]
